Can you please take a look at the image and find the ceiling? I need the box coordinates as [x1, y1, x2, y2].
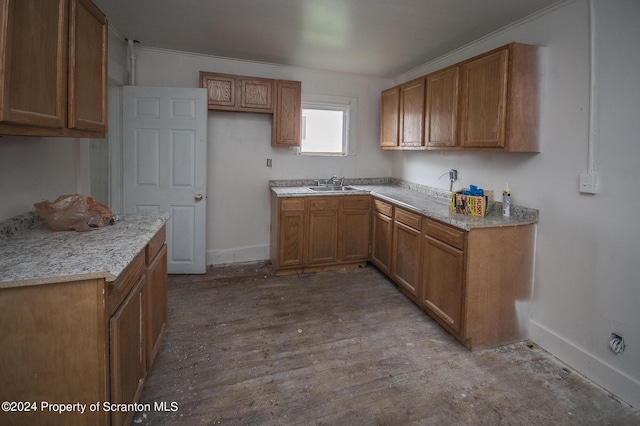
[93, 0, 561, 77]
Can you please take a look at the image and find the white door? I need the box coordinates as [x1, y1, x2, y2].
[123, 86, 208, 274]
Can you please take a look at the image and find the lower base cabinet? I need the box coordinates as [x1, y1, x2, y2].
[0, 226, 168, 426]
[421, 233, 464, 334]
[370, 198, 393, 274]
[271, 194, 370, 275]
[110, 275, 146, 426]
[391, 207, 422, 298]
[373, 199, 534, 350]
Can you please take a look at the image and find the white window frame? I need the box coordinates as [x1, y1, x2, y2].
[298, 94, 357, 156]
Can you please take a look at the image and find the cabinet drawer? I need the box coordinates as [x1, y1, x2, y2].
[342, 196, 370, 210]
[108, 250, 145, 316]
[372, 198, 393, 217]
[425, 220, 465, 250]
[309, 198, 340, 211]
[394, 207, 422, 231]
[145, 226, 166, 265]
[281, 198, 305, 211]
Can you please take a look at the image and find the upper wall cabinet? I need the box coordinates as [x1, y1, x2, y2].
[200, 71, 302, 147]
[399, 78, 425, 149]
[0, 0, 108, 138]
[380, 78, 425, 150]
[425, 66, 459, 148]
[380, 86, 399, 148]
[380, 42, 540, 152]
[200, 72, 274, 113]
[272, 79, 301, 148]
[459, 43, 539, 151]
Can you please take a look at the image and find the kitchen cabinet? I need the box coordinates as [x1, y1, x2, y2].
[380, 78, 425, 149]
[391, 206, 422, 298]
[419, 217, 535, 350]
[379, 42, 540, 152]
[0, 224, 167, 426]
[380, 87, 400, 148]
[110, 272, 146, 426]
[272, 79, 302, 147]
[271, 196, 306, 270]
[339, 196, 371, 262]
[425, 66, 459, 148]
[145, 228, 168, 368]
[458, 43, 540, 151]
[200, 71, 302, 147]
[307, 197, 340, 265]
[421, 219, 465, 333]
[270, 194, 370, 275]
[371, 198, 393, 274]
[399, 78, 425, 149]
[200, 71, 273, 113]
[0, 0, 107, 138]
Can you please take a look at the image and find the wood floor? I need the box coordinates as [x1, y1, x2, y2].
[132, 263, 640, 425]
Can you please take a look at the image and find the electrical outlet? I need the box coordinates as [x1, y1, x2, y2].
[579, 173, 597, 194]
[609, 332, 625, 354]
[266, 159, 272, 167]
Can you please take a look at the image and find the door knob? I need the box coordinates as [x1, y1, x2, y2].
[195, 194, 203, 202]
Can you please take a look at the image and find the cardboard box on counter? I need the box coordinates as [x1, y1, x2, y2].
[451, 190, 494, 217]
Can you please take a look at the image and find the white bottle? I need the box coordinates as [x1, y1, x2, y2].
[502, 183, 511, 217]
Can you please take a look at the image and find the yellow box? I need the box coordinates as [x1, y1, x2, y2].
[451, 190, 494, 217]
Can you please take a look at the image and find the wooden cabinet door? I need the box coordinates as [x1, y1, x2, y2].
[399, 78, 425, 148]
[201, 72, 236, 109]
[460, 48, 509, 148]
[0, 0, 68, 128]
[68, 0, 107, 132]
[272, 79, 301, 147]
[340, 197, 370, 262]
[371, 198, 393, 274]
[277, 199, 306, 268]
[391, 220, 421, 297]
[307, 197, 339, 265]
[422, 235, 464, 333]
[146, 244, 167, 369]
[110, 275, 146, 426]
[426, 67, 459, 148]
[239, 77, 273, 112]
[380, 87, 399, 148]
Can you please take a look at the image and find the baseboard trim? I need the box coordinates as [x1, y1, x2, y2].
[206, 245, 269, 266]
[530, 320, 640, 409]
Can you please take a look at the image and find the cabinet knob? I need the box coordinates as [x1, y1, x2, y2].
[194, 194, 203, 202]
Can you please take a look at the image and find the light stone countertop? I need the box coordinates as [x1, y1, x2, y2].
[270, 182, 538, 231]
[0, 212, 170, 289]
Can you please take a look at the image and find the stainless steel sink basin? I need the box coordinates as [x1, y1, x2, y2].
[306, 185, 360, 192]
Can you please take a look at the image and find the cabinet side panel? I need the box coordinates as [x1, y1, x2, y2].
[464, 225, 535, 349]
[507, 43, 541, 152]
[0, 279, 108, 425]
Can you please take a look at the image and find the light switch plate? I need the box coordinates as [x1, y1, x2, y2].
[579, 173, 597, 194]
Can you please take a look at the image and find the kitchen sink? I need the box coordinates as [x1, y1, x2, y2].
[306, 185, 360, 192]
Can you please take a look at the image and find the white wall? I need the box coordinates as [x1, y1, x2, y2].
[133, 48, 393, 264]
[0, 137, 89, 220]
[392, 0, 640, 408]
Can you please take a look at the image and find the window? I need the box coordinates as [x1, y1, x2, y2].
[299, 97, 355, 155]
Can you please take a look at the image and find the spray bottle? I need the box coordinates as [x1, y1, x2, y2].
[502, 183, 511, 217]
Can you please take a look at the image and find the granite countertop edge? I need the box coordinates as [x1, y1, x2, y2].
[0, 212, 171, 289]
[270, 179, 538, 231]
